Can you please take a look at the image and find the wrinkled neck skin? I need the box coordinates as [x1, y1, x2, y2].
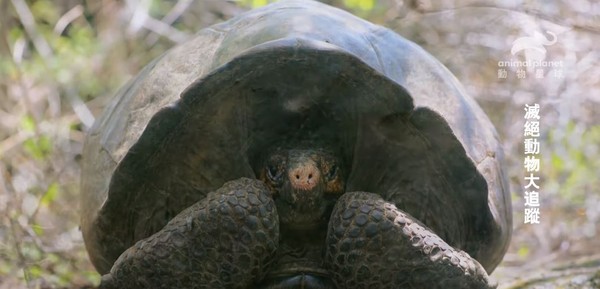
[256, 147, 345, 281]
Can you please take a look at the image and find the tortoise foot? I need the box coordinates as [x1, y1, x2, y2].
[99, 178, 279, 289]
[326, 192, 494, 289]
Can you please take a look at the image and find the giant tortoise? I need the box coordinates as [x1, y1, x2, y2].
[80, 0, 512, 288]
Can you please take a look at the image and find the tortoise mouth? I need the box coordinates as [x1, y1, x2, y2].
[275, 198, 329, 230]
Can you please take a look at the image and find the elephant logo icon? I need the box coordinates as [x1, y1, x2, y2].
[511, 31, 557, 63]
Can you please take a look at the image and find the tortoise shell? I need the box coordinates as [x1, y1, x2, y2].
[80, 0, 511, 276]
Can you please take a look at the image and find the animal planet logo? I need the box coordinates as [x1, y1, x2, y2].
[498, 30, 563, 71]
[512, 31, 557, 62]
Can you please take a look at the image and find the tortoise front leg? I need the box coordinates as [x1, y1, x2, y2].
[325, 192, 494, 289]
[99, 178, 279, 289]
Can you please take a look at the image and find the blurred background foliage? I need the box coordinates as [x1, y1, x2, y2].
[0, 0, 598, 288]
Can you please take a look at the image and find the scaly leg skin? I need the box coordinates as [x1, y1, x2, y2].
[99, 178, 279, 289]
[326, 192, 495, 289]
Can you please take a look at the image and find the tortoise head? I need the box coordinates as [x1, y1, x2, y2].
[259, 149, 345, 230]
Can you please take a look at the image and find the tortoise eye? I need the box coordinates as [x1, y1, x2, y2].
[326, 165, 338, 180]
[267, 165, 282, 183]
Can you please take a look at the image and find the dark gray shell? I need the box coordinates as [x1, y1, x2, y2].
[81, 0, 511, 275]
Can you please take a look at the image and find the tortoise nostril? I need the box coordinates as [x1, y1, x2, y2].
[289, 165, 320, 190]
